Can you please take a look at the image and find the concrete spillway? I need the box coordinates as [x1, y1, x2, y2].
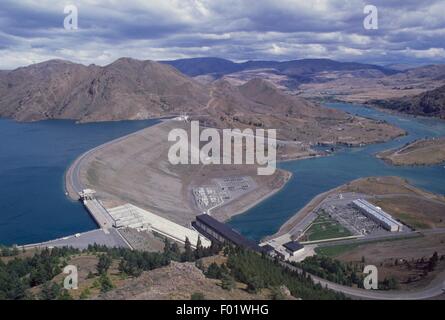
[107, 203, 211, 248]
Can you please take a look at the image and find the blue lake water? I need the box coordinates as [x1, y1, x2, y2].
[1, 103, 445, 246]
[0, 118, 159, 245]
[228, 103, 445, 241]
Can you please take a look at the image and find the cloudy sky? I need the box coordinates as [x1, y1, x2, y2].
[0, 0, 444, 69]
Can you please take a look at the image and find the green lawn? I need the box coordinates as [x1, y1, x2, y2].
[304, 214, 352, 241]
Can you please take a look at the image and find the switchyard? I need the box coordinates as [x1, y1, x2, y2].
[192, 176, 255, 213]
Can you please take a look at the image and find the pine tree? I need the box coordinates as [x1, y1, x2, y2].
[246, 275, 264, 293]
[206, 263, 222, 279]
[181, 237, 194, 262]
[99, 274, 114, 293]
[427, 251, 439, 271]
[40, 282, 61, 300]
[221, 273, 236, 291]
[96, 254, 112, 275]
[195, 236, 204, 259]
[163, 238, 171, 256]
[170, 242, 181, 261]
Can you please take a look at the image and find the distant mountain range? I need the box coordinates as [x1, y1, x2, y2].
[161, 57, 398, 78]
[0, 56, 443, 125]
[393, 64, 445, 81]
[0, 57, 398, 123]
[161, 58, 445, 121]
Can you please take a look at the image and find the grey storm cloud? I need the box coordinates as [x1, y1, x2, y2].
[0, 0, 444, 69]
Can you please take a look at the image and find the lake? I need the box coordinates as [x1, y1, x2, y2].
[0, 118, 159, 245]
[1, 103, 444, 245]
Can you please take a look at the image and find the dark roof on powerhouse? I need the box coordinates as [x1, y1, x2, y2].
[283, 241, 304, 252]
[195, 214, 261, 251]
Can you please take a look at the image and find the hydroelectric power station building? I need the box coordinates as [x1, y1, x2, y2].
[192, 214, 262, 252]
[352, 199, 403, 232]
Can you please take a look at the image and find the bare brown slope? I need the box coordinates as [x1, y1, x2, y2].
[394, 65, 445, 81]
[297, 64, 445, 104]
[372, 84, 445, 119]
[199, 78, 405, 145]
[0, 59, 404, 145]
[0, 58, 209, 122]
[0, 60, 94, 121]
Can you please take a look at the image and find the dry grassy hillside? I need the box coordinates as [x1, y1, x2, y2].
[199, 78, 404, 145]
[0, 58, 209, 122]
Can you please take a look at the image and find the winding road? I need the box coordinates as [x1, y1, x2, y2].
[280, 261, 445, 300]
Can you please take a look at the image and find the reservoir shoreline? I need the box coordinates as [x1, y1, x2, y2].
[62, 106, 407, 245]
[0, 117, 161, 246]
[63, 119, 296, 228]
[2, 102, 445, 246]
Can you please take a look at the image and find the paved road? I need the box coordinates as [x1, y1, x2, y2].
[317, 231, 421, 248]
[275, 225, 445, 299]
[317, 226, 445, 248]
[419, 227, 445, 235]
[280, 261, 445, 300]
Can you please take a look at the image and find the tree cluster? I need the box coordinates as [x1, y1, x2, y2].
[298, 255, 365, 288]
[201, 246, 347, 299]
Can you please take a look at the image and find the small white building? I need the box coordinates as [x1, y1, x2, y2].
[79, 189, 96, 200]
[174, 114, 189, 122]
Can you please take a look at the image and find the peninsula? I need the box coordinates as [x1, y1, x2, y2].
[377, 137, 445, 166]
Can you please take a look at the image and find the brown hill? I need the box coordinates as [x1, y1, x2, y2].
[200, 78, 404, 145]
[97, 261, 269, 300]
[0, 58, 209, 122]
[0, 59, 404, 146]
[373, 84, 445, 119]
[395, 65, 445, 81]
